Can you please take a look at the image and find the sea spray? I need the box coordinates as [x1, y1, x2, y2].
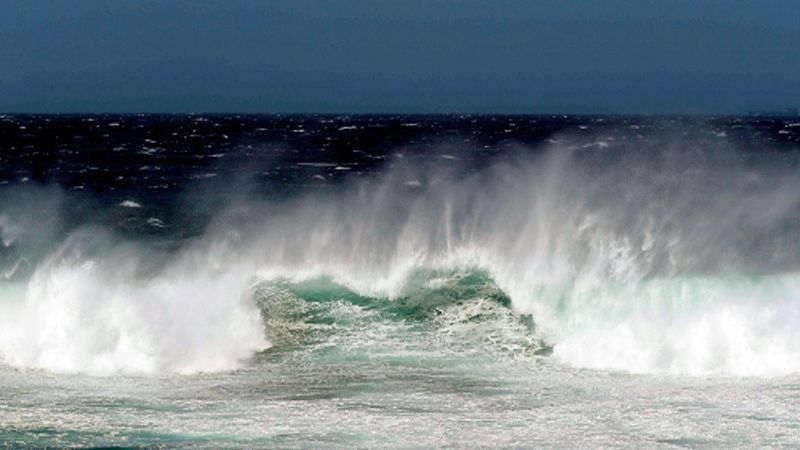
[2, 133, 800, 376]
[0, 230, 267, 375]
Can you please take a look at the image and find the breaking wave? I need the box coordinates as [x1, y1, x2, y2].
[2, 137, 800, 376]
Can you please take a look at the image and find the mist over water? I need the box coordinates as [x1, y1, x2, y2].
[2, 118, 800, 377]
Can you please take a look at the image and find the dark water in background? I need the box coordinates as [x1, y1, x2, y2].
[1, 114, 798, 237]
[2, 114, 800, 448]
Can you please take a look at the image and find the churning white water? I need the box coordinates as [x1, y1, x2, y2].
[2, 139, 800, 377]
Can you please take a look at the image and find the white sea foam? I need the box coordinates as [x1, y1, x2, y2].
[2, 138, 800, 377]
[0, 233, 267, 375]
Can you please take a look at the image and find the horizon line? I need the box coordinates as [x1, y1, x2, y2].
[2, 110, 796, 118]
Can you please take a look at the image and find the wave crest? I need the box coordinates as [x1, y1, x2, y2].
[3, 136, 800, 376]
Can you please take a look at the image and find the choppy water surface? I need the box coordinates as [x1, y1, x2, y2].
[2, 114, 800, 448]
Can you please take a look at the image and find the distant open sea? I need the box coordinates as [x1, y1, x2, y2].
[2, 114, 800, 448]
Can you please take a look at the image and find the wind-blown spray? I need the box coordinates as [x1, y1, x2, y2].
[2, 135, 800, 376]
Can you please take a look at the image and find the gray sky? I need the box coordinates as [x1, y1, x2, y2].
[1, 0, 799, 114]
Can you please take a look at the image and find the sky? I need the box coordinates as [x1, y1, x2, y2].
[1, 0, 799, 114]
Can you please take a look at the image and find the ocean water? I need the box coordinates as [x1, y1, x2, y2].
[1, 114, 800, 448]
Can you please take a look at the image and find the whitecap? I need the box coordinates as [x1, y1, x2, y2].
[119, 200, 141, 208]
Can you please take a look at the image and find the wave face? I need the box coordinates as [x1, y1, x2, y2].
[1, 115, 800, 376]
[252, 270, 544, 361]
